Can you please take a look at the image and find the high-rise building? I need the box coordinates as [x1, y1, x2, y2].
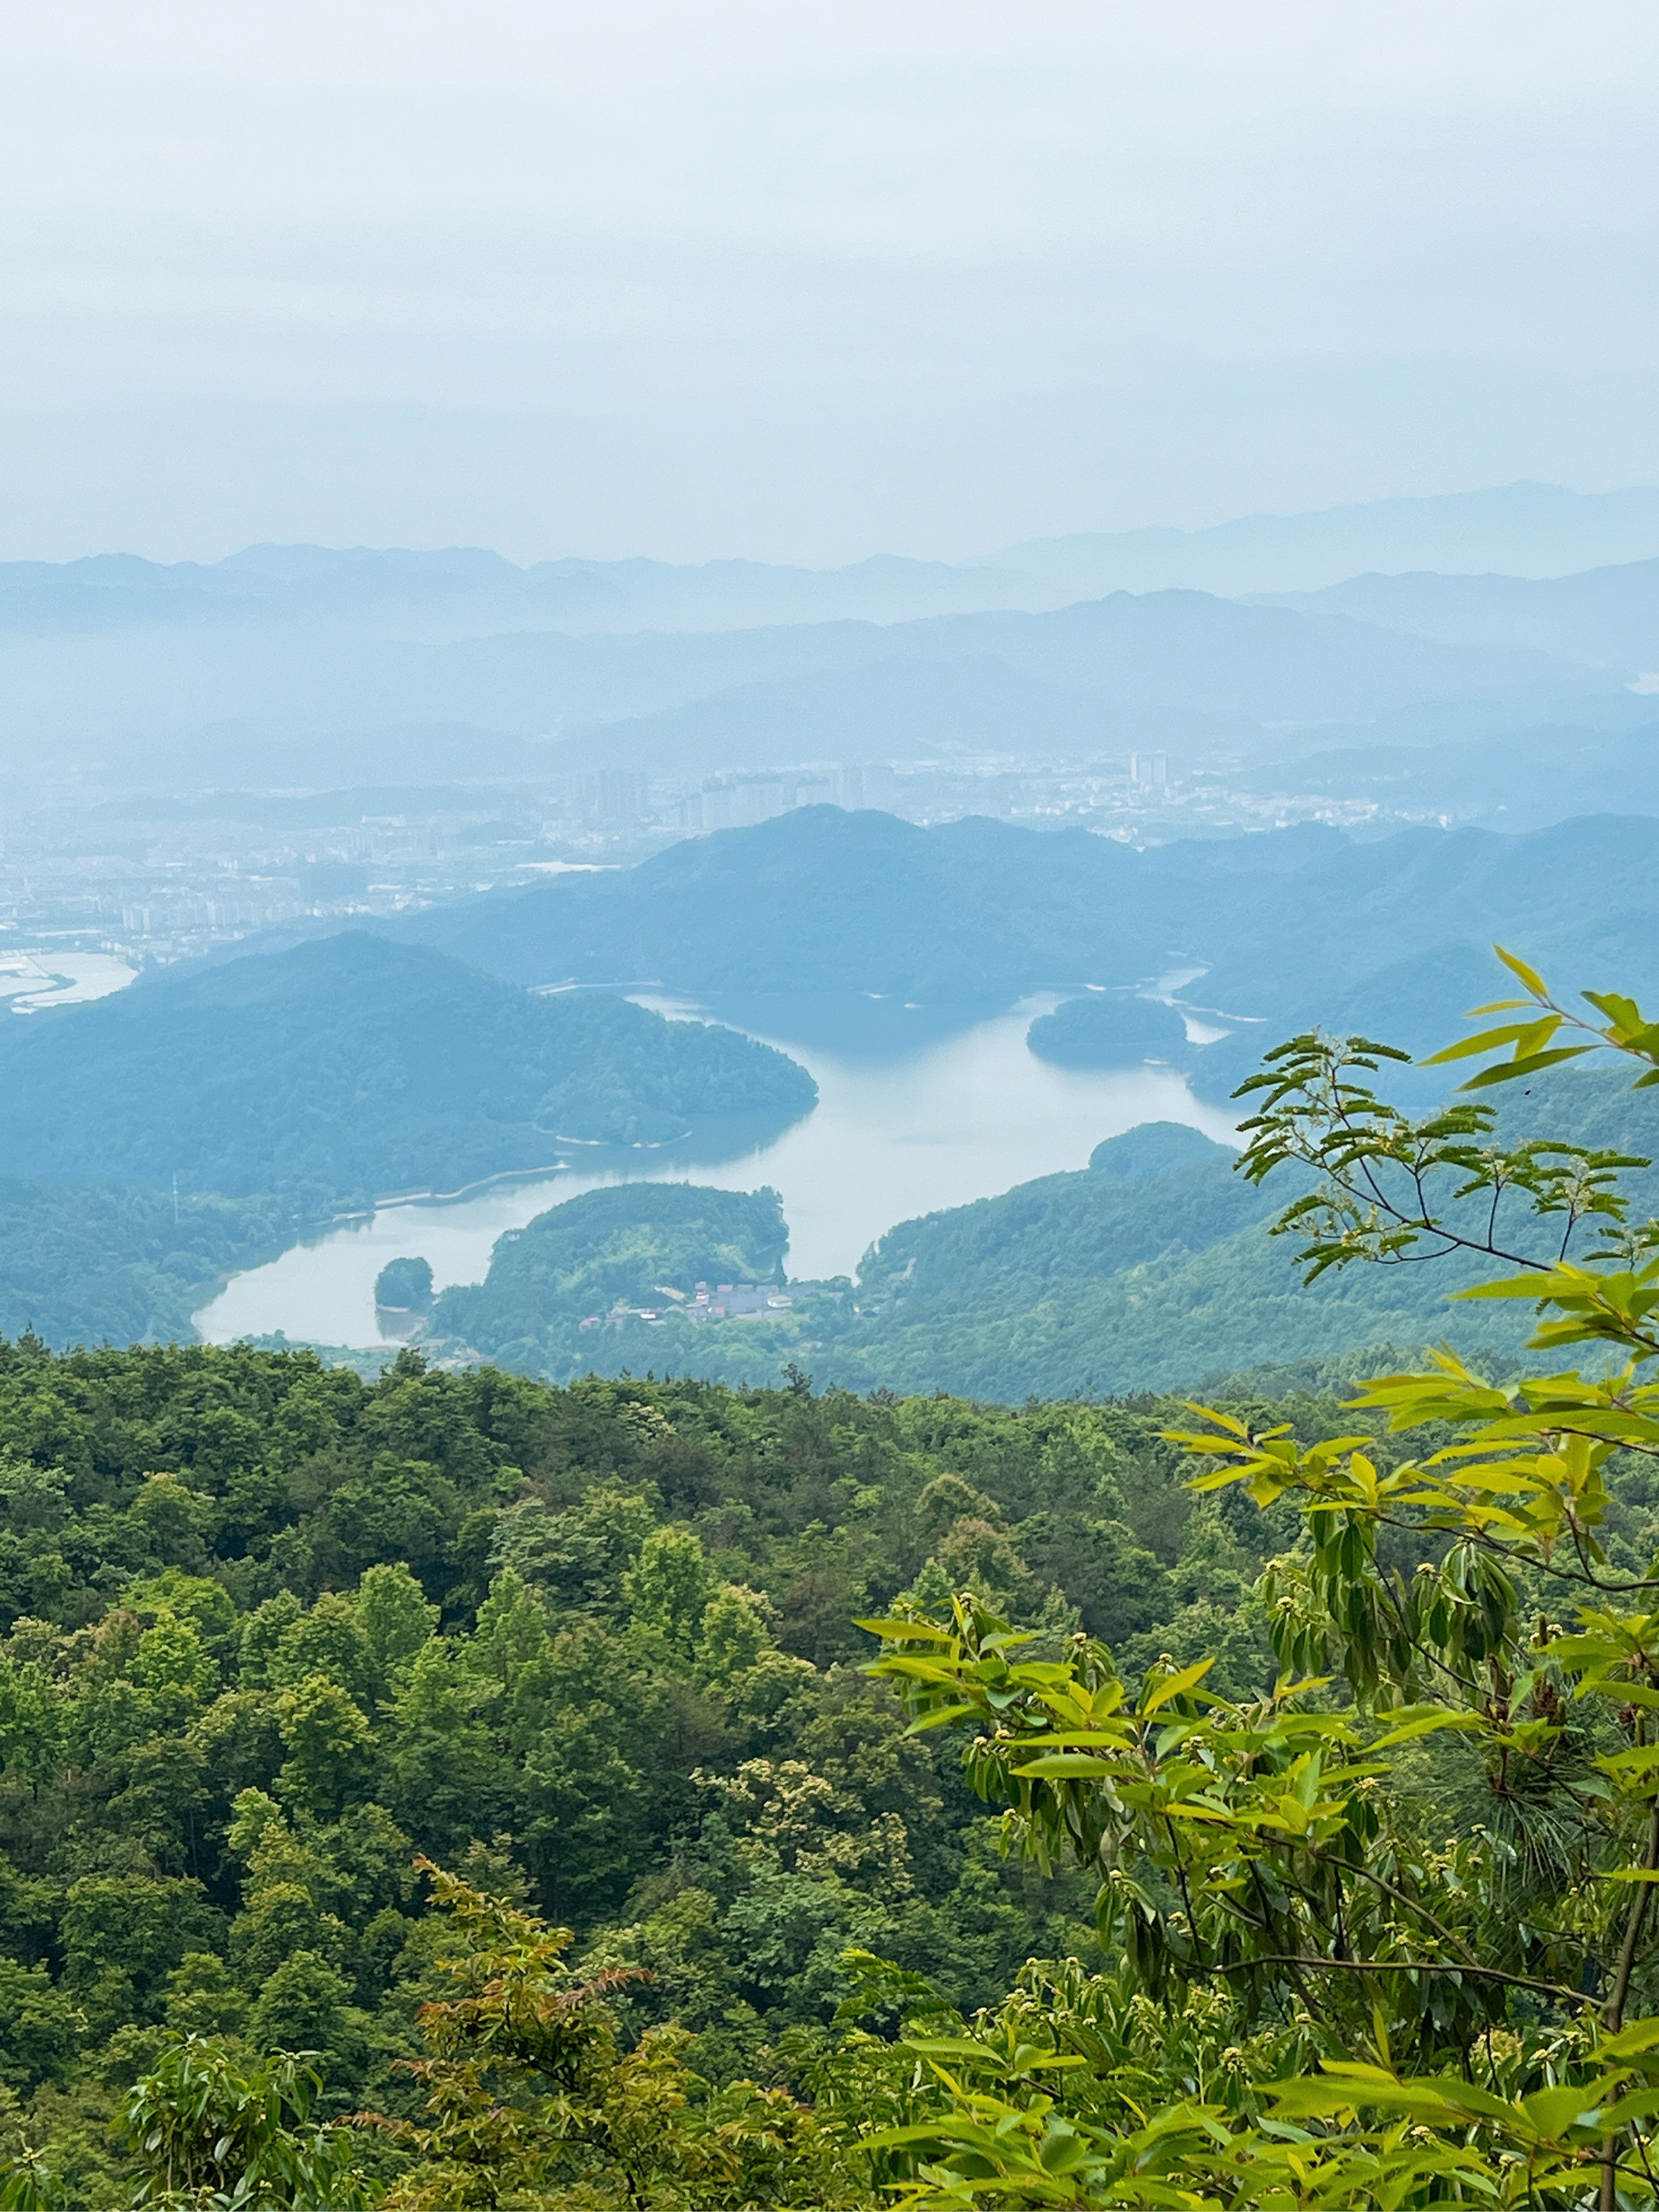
[596, 769, 650, 822]
[700, 776, 797, 829]
[835, 762, 898, 809]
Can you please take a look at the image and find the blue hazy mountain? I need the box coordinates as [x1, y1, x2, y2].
[0, 933, 815, 1204]
[1260, 556, 1659, 672]
[394, 805, 1180, 995]
[0, 574, 1613, 773]
[535, 591, 1601, 785]
[386, 805, 1659, 1020]
[994, 483, 1659, 600]
[1234, 719, 1659, 833]
[547, 656, 1117, 773]
[5, 485, 1656, 775]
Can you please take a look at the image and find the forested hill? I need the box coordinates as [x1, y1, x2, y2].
[817, 1130, 1501, 1400]
[381, 808, 1659, 1025]
[428, 1184, 791, 1366]
[825, 1071, 1659, 1394]
[0, 933, 815, 1208]
[426, 1085, 1659, 1401]
[0, 1337, 1360, 2195]
[410, 1125, 1496, 1398]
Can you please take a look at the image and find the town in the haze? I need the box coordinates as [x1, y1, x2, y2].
[2, 721, 1393, 975]
[12, 8, 1659, 2205]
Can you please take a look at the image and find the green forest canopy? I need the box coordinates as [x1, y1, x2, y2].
[0, 1339, 1306, 2201]
[0, 934, 815, 1207]
[15, 931, 1659, 2202]
[421, 1100, 1659, 1400]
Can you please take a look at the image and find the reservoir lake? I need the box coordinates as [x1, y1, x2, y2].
[196, 994, 1240, 1349]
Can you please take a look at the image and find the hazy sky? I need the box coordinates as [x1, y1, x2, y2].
[4, 2, 1658, 564]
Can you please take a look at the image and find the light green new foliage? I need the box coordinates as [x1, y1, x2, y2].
[353, 1565, 437, 1697]
[367, 1860, 856, 2210]
[274, 1679, 373, 1824]
[129, 1616, 216, 1731]
[860, 950, 1659, 2210]
[693, 1586, 772, 1691]
[120, 2036, 366, 2208]
[624, 1527, 718, 1654]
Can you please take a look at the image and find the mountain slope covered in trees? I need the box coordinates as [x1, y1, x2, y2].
[426, 1071, 1659, 1401]
[0, 1338, 1339, 2200]
[386, 808, 1659, 1029]
[0, 934, 815, 1207]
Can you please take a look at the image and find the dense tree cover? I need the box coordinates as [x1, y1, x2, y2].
[372, 1262, 432, 1318]
[388, 807, 1659, 1028]
[0, 934, 815, 1204]
[0, 1181, 292, 1351]
[357, 1860, 862, 2210]
[429, 1184, 790, 1366]
[1024, 994, 1189, 1069]
[0, 1334, 1338, 2204]
[421, 1125, 1547, 1399]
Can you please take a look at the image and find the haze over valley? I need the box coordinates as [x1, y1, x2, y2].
[22, 12, 1659, 2202]
[6, 481, 1659, 1393]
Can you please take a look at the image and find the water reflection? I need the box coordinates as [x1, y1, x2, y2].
[691, 992, 1010, 1062]
[196, 994, 1238, 1350]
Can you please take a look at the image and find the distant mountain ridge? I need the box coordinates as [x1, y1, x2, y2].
[6, 487, 1653, 771]
[539, 590, 1603, 782]
[13, 484, 1659, 640]
[0, 545, 1033, 639]
[994, 483, 1659, 598]
[1259, 557, 1659, 672]
[0, 576, 1606, 774]
[547, 656, 1113, 773]
[382, 804, 1659, 1024]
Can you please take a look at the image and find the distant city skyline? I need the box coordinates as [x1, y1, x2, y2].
[3, 3, 1657, 565]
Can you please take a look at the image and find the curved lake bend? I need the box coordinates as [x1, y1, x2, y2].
[195, 995, 1240, 1349]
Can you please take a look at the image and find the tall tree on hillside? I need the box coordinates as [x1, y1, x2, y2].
[864, 952, 1659, 2208]
[123, 2037, 366, 2207]
[362, 1860, 854, 2210]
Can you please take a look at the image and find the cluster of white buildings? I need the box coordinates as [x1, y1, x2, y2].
[578, 1280, 795, 1330]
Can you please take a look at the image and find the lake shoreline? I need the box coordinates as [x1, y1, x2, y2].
[197, 994, 1239, 1351]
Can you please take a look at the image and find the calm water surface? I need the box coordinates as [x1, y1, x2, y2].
[197, 995, 1238, 1349]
